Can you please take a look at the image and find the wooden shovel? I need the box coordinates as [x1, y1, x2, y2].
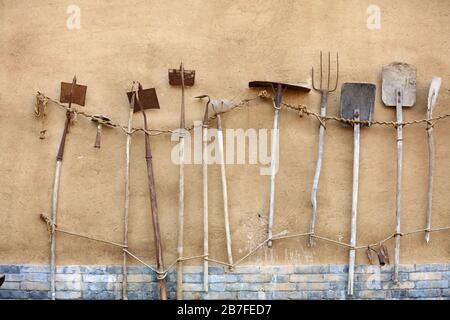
[425, 77, 442, 244]
[248, 81, 310, 247]
[211, 99, 234, 268]
[340, 83, 376, 296]
[50, 76, 87, 300]
[169, 63, 196, 300]
[127, 84, 167, 300]
[382, 62, 417, 283]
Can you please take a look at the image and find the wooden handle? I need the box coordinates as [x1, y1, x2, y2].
[94, 124, 102, 148]
[394, 89, 403, 283]
[56, 114, 70, 161]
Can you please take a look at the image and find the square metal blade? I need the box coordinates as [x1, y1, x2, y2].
[126, 88, 160, 113]
[340, 83, 376, 127]
[60, 82, 87, 106]
[169, 69, 195, 86]
[382, 62, 417, 107]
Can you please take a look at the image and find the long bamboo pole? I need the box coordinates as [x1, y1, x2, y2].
[394, 89, 403, 283]
[122, 92, 135, 300]
[176, 64, 186, 300]
[347, 110, 360, 296]
[50, 77, 76, 300]
[216, 113, 233, 267]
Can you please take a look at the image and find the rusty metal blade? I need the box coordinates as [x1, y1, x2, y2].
[169, 69, 195, 86]
[126, 88, 160, 112]
[60, 82, 87, 106]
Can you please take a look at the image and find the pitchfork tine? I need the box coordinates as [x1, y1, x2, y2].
[329, 52, 339, 93]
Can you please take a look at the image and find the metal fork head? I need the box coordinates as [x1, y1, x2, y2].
[312, 51, 339, 93]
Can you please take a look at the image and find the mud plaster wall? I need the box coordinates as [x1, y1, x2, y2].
[0, 0, 449, 266]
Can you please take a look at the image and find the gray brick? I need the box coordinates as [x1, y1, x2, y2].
[260, 266, 294, 274]
[327, 290, 347, 300]
[57, 265, 84, 274]
[264, 283, 296, 291]
[83, 274, 119, 283]
[323, 274, 347, 282]
[55, 281, 82, 291]
[328, 282, 347, 291]
[355, 265, 381, 274]
[183, 266, 202, 274]
[415, 264, 448, 272]
[390, 290, 408, 299]
[83, 291, 118, 300]
[85, 282, 107, 291]
[410, 272, 442, 281]
[270, 274, 289, 283]
[4, 274, 24, 282]
[29, 291, 50, 300]
[415, 280, 448, 289]
[105, 266, 123, 274]
[127, 266, 153, 274]
[55, 291, 82, 300]
[183, 283, 204, 292]
[226, 282, 264, 292]
[209, 275, 225, 283]
[297, 282, 330, 291]
[443, 271, 450, 280]
[55, 274, 82, 282]
[442, 289, 450, 297]
[237, 291, 260, 300]
[239, 274, 272, 283]
[0, 281, 20, 290]
[355, 290, 387, 299]
[290, 274, 324, 282]
[306, 291, 327, 299]
[289, 291, 307, 299]
[224, 275, 238, 282]
[24, 273, 49, 282]
[294, 265, 330, 274]
[0, 290, 29, 299]
[0, 265, 21, 274]
[21, 281, 50, 291]
[127, 273, 155, 282]
[203, 292, 236, 300]
[330, 265, 348, 273]
[183, 273, 202, 283]
[271, 292, 290, 300]
[354, 281, 382, 291]
[408, 289, 441, 298]
[208, 267, 225, 275]
[20, 265, 50, 273]
[209, 283, 226, 292]
[233, 266, 261, 274]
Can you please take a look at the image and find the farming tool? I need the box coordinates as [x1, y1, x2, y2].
[211, 99, 234, 268]
[194, 94, 212, 292]
[127, 83, 167, 300]
[382, 62, 417, 283]
[425, 77, 442, 244]
[367, 244, 390, 266]
[121, 82, 140, 300]
[248, 81, 310, 247]
[169, 63, 195, 300]
[309, 51, 339, 247]
[91, 115, 114, 148]
[50, 76, 87, 300]
[340, 83, 376, 296]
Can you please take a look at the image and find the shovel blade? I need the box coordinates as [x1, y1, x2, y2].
[340, 83, 376, 127]
[126, 88, 160, 113]
[428, 76, 442, 110]
[60, 82, 87, 106]
[169, 68, 196, 86]
[382, 62, 417, 107]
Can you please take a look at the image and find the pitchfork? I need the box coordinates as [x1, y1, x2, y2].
[309, 52, 339, 247]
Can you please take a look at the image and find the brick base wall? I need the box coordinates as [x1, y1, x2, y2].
[0, 264, 448, 300]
